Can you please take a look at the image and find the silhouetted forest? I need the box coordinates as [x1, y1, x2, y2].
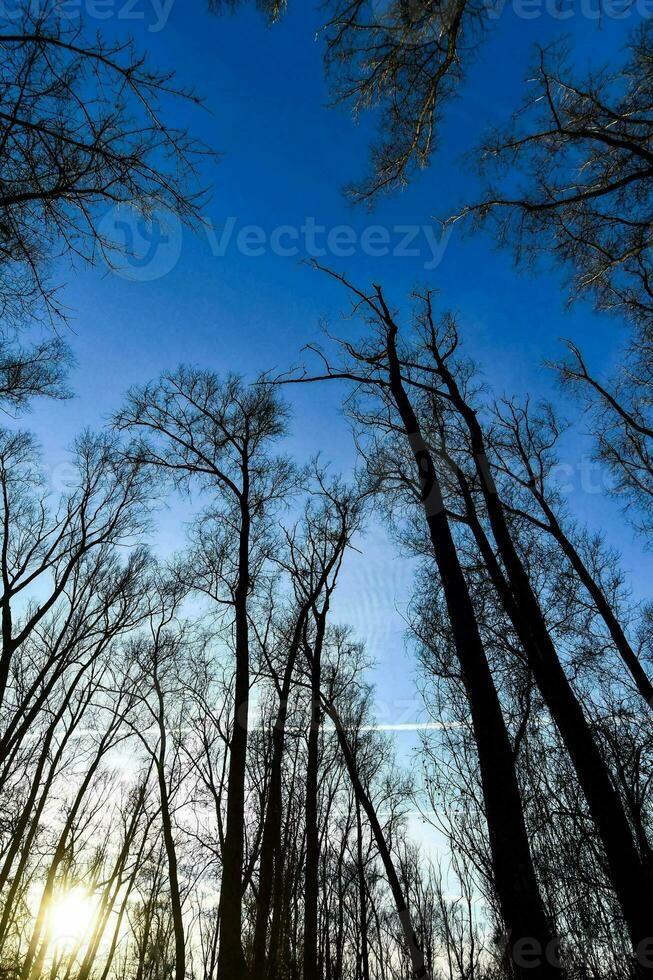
[1, 4, 652, 980]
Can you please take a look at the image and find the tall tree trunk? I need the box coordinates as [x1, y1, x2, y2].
[253, 613, 306, 978]
[355, 797, 371, 980]
[157, 751, 185, 980]
[269, 737, 302, 980]
[381, 322, 559, 979]
[334, 819, 348, 980]
[267, 831, 285, 980]
[217, 509, 251, 980]
[322, 850, 333, 980]
[304, 608, 326, 980]
[323, 699, 432, 980]
[255, 505, 351, 979]
[434, 355, 653, 966]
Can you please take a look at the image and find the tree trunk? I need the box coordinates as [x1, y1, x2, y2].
[324, 699, 431, 980]
[438, 363, 653, 967]
[304, 609, 326, 980]
[253, 612, 306, 978]
[157, 761, 185, 980]
[355, 797, 371, 980]
[217, 510, 251, 980]
[382, 322, 559, 979]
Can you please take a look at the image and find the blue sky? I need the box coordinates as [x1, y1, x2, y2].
[22, 1, 648, 735]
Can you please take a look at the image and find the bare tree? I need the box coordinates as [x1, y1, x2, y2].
[128, 582, 194, 980]
[460, 27, 653, 331]
[488, 393, 653, 706]
[208, 0, 488, 201]
[280, 265, 559, 979]
[0, 428, 152, 727]
[0, 3, 208, 322]
[115, 368, 296, 980]
[554, 339, 653, 537]
[355, 280, 653, 968]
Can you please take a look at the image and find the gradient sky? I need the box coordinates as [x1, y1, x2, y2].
[21, 2, 648, 749]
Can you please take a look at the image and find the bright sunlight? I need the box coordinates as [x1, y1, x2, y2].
[47, 888, 99, 953]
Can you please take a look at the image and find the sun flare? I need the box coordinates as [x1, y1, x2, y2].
[47, 887, 99, 952]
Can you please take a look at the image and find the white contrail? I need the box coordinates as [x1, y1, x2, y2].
[330, 721, 458, 732]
